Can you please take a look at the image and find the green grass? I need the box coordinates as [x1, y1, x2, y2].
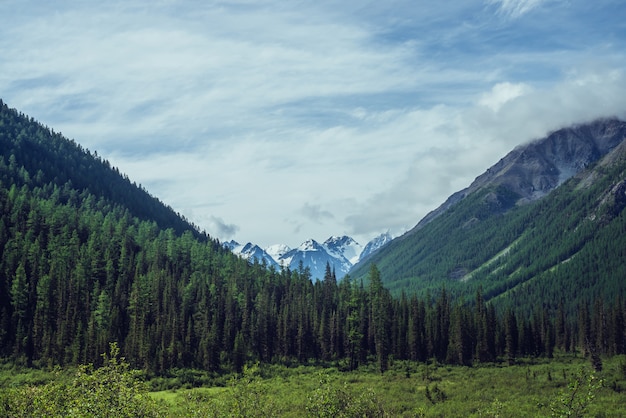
[0, 360, 67, 387]
[3, 354, 625, 417]
[148, 355, 626, 417]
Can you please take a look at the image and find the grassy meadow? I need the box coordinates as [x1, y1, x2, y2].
[1, 353, 625, 417]
[148, 354, 626, 417]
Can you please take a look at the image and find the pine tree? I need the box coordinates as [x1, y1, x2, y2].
[11, 262, 30, 358]
[505, 308, 518, 366]
[432, 287, 450, 362]
[447, 304, 472, 366]
[475, 287, 493, 362]
[369, 264, 391, 373]
[345, 277, 364, 370]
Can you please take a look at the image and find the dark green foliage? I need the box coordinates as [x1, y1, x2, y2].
[6, 152, 617, 372]
[369, 264, 392, 373]
[0, 99, 625, 376]
[424, 383, 447, 405]
[0, 100, 203, 238]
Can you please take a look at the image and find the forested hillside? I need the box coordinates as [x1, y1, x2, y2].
[351, 127, 626, 318]
[0, 101, 624, 376]
[0, 100, 202, 238]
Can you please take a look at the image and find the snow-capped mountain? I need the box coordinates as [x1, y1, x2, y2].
[224, 234, 392, 281]
[223, 240, 240, 252]
[265, 243, 291, 263]
[224, 240, 280, 268]
[277, 238, 353, 280]
[358, 232, 393, 262]
[323, 236, 363, 265]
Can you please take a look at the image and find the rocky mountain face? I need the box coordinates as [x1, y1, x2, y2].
[277, 238, 354, 280]
[413, 118, 626, 231]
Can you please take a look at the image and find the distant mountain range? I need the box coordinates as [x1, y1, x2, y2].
[224, 232, 392, 280]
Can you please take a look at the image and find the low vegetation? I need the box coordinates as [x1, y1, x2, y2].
[153, 355, 626, 417]
[2, 345, 625, 417]
[0, 343, 162, 417]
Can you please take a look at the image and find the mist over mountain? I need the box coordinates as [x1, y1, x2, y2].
[413, 118, 626, 231]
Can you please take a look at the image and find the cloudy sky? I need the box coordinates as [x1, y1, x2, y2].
[1, 0, 625, 248]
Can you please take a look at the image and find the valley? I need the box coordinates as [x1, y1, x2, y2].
[0, 100, 625, 416]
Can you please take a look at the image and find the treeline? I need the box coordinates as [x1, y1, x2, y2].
[0, 176, 625, 373]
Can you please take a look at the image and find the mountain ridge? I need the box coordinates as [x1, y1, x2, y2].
[0, 99, 204, 239]
[412, 117, 626, 232]
[226, 232, 392, 280]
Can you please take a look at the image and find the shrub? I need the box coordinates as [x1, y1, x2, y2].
[549, 366, 603, 418]
[0, 343, 164, 417]
[306, 372, 386, 417]
[177, 363, 278, 418]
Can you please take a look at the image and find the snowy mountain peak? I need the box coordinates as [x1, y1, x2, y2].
[224, 234, 392, 281]
[359, 232, 393, 261]
[240, 242, 257, 252]
[298, 239, 324, 252]
[323, 235, 363, 265]
[223, 241, 279, 268]
[323, 235, 356, 248]
[265, 243, 291, 261]
[223, 239, 240, 251]
[277, 237, 350, 280]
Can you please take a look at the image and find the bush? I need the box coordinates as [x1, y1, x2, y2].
[549, 366, 603, 418]
[0, 343, 164, 417]
[306, 372, 386, 417]
[178, 363, 278, 418]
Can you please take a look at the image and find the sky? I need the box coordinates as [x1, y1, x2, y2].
[1, 0, 625, 249]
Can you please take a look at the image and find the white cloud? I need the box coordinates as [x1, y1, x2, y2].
[0, 0, 624, 248]
[478, 82, 531, 112]
[300, 203, 335, 223]
[487, 0, 550, 19]
[206, 216, 239, 241]
[344, 69, 626, 240]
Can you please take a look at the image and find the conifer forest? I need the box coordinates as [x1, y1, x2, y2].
[1, 100, 626, 416]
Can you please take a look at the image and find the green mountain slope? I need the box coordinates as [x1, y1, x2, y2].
[0, 100, 203, 238]
[351, 122, 626, 316]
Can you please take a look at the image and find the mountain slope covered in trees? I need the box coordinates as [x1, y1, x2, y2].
[0, 101, 624, 375]
[350, 119, 626, 317]
[0, 100, 203, 238]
